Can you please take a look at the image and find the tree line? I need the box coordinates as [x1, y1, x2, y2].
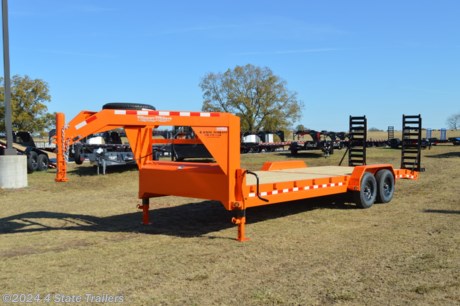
[0, 75, 54, 134]
[2, 68, 458, 136]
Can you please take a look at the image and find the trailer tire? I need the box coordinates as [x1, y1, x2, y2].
[37, 154, 49, 171]
[354, 172, 377, 208]
[102, 102, 156, 110]
[74, 144, 84, 165]
[27, 151, 39, 173]
[375, 169, 394, 203]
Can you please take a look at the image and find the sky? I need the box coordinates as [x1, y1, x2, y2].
[2, 0, 459, 132]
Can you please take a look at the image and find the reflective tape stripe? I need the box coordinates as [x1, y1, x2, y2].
[75, 116, 97, 130]
[398, 174, 414, 179]
[113, 110, 220, 117]
[75, 121, 86, 130]
[247, 181, 346, 198]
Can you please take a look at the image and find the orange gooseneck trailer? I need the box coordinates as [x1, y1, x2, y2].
[55, 103, 420, 241]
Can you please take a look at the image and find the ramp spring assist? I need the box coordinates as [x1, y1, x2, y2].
[244, 170, 269, 203]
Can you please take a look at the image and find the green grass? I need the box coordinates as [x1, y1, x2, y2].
[1, 145, 459, 305]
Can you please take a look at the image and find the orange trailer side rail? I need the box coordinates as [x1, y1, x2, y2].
[55, 107, 420, 241]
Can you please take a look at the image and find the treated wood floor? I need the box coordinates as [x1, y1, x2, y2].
[247, 166, 354, 185]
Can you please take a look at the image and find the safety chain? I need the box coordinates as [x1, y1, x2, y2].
[61, 125, 70, 162]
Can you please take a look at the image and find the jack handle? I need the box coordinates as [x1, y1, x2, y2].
[244, 170, 269, 203]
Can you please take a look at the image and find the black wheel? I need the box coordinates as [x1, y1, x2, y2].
[375, 169, 395, 203]
[37, 154, 49, 171]
[102, 102, 156, 110]
[74, 144, 84, 165]
[27, 151, 38, 173]
[354, 172, 377, 208]
[153, 151, 161, 161]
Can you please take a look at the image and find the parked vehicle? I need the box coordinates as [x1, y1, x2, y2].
[449, 137, 460, 145]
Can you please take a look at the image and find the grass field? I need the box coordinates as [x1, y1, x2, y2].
[1, 143, 459, 305]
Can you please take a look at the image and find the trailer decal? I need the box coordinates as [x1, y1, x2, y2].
[138, 115, 172, 123]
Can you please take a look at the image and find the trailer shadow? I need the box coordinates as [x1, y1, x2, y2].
[277, 152, 327, 159]
[423, 209, 460, 215]
[0, 195, 356, 239]
[68, 163, 138, 176]
[425, 152, 460, 158]
[67, 159, 219, 176]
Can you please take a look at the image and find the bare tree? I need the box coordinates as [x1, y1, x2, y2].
[446, 113, 460, 130]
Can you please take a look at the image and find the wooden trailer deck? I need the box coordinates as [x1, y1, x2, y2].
[247, 166, 354, 185]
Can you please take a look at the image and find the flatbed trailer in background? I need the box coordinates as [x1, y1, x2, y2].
[0, 131, 55, 173]
[55, 103, 421, 241]
[289, 130, 345, 156]
[241, 131, 289, 153]
[70, 130, 136, 175]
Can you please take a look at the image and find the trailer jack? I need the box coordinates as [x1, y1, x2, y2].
[137, 198, 150, 225]
[232, 209, 249, 242]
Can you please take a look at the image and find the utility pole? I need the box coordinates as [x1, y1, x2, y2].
[1, 0, 27, 189]
[2, 0, 15, 155]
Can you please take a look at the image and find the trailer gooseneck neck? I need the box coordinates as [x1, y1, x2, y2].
[55, 104, 421, 241]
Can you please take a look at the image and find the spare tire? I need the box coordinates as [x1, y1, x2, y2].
[102, 103, 156, 110]
[74, 144, 84, 165]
